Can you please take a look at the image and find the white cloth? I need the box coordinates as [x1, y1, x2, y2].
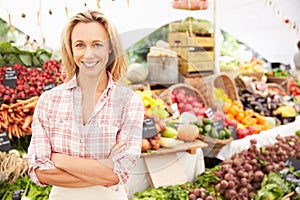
[49, 185, 128, 200]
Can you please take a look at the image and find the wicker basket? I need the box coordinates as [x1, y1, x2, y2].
[266, 83, 286, 95]
[267, 76, 291, 94]
[234, 75, 258, 92]
[214, 74, 239, 101]
[241, 72, 265, 80]
[159, 83, 206, 114]
[184, 74, 216, 110]
[198, 134, 233, 152]
[282, 191, 295, 200]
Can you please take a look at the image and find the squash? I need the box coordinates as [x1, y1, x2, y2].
[125, 63, 148, 83]
[177, 124, 199, 142]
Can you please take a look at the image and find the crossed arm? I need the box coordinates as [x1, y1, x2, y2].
[36, 141, 126, 188]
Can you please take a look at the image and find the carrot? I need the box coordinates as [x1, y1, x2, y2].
[10, 96, 38, 109]
[23, 108, 30, 113]
[22, 116, 32, 130]
[23, 101, 38, 110]
[13, 124, 21, 138]
[2, 110, 8, 124]
[7, 125, 12, 139]
[1, 104, 9, 110]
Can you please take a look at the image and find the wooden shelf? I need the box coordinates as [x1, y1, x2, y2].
[141, 139, 208, 157]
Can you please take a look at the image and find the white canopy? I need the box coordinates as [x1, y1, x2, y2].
[0, 0, 299, 65]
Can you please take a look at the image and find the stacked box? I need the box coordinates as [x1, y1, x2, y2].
[168, 32, 214, 76]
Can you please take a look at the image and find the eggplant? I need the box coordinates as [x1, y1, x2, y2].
[241, 88, 253, 95]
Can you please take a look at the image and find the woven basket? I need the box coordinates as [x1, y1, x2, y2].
[241, 72, 265, 80]
[159, 83, 206, 114]
[282, 191, 295, 200]
[198, 134, 233, 152]
[267, 76, 291, 94]
[234, 75, 258, 92]
[214, 74, 239, 101]
[266, 83, 286, 95]
[184, 74, 216, 110]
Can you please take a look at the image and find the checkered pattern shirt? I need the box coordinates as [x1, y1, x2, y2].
[27, 73, 144, 191]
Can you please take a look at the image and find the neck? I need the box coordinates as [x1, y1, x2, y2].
[77, 71, 108, 94]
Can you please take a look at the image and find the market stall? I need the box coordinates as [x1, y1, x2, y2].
[1, 0, 300, 199]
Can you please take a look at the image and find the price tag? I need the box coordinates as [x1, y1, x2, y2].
[3, 69, 17, 88]
[0, 131, 11, 152]
[43, 82, 56, 91]
[142, 118, 157, 139]
[205, 107, 215, 119]
[12, 189, 25, 200]
[286, 156, 300, 171]
[212, 119, 224, 132]
[228, 125, 238, 140]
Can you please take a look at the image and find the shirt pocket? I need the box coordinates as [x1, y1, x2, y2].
[84, 124, 119, 158]
[50, 120, 83, 157]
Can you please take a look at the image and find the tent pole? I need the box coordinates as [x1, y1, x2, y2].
[213, 0, 220, 75]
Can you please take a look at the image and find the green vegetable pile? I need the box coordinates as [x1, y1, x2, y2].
[0, 41, 52, 68]
[0, 174, 51, 200]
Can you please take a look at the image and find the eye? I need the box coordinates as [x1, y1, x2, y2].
[95, 43, 103, 48]
[75, 43, 84, 48]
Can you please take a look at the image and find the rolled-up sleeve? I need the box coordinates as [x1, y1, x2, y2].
[27, 91, 55, 186]
[111, 92, 144, 186]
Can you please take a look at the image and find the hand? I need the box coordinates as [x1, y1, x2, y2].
[51, 152, 65, 168]
[108, 141, 126, 159]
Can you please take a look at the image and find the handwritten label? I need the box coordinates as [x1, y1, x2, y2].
[286, 156, 300, 171]
[205, 108, 215, 119]
[228, 125, 238, 140]
[3, 70, 17, 88]
[0, 131, 11, 152]
[43, 82, 56, 91]
[142, 118, 157, 139]
[212, 119, 224, 132]
[12, 189, 25, 200]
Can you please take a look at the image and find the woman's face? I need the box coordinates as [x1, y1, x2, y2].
[71, 22, 111, 78]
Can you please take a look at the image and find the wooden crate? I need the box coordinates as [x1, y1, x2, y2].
[168, 32, 214, 47]
[178, 59, 214, 76]
[171, 46, 214, 62]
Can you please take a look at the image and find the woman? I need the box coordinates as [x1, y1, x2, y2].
[27, 10, 144, 200]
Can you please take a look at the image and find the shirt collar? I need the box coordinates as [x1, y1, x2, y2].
[64, 72, 114, 92]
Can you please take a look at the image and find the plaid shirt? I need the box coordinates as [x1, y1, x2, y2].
[28, 73, 144, 191]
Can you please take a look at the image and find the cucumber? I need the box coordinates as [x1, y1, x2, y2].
[203, 118, 213, 125]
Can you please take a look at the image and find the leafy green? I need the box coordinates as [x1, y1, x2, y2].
[133, 185, 189, 200]
[254, 172, 292, 200]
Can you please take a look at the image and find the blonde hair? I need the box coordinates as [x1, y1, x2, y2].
[60, 9, 127, 81]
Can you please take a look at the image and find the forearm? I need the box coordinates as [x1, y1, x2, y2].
[36, 168, 94, 188]
[54, 155, 119, 186]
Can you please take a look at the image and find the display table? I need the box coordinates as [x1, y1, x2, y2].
[209, 117, 300, 161]
[126, 140, 207, 199]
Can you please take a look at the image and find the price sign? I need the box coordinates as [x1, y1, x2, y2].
[0, 131, 11, 152]
[228, 125, 238, 140]
[3, 69, 17, 88]
[142, 118, 157, 139]
[212, 119, 224, 132]
[43, 82, 56, 91]
[286, 156, 300, 171]
[205, 107, 215, 119]
[12, 189, 25, 200]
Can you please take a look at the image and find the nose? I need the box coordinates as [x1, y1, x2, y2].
[84, 46, 95, 59]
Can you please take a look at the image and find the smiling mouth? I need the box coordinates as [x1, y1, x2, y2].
[82, 61, 99, 68]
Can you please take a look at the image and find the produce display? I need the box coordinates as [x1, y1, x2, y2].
[0, 60, 63, 104]
[240, 57, 265, 73]
[133, 133, 300, 200]
[1, 40, 300, 200]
